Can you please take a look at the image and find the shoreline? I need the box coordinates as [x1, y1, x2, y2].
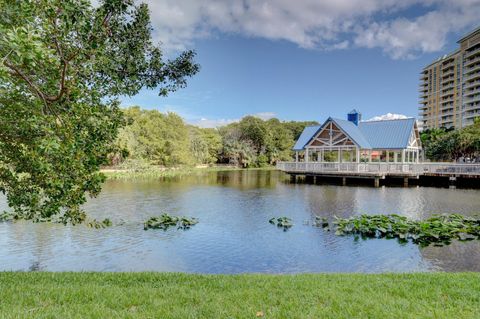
[101, 165, 276, 180]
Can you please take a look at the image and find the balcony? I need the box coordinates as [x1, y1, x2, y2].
[441, 96, 454, 103]
[441, 82, 455, 90]
[463, 95, 480, 104]
[464, 79, 480, 90]
[442, 77, 455, 85]
[418, 86, 428, 92]
[464, 55, 480, 67]
[464, 87, 480, 97]
[464, 63, 480, 75]
[465, 46, 480, 59]
[464, 111, 480, 119]
[441, 61, 454, 70]
[440, 89, 454, 98]
[464, 71, 480, 82]
[441, 69, 455, 78]
[419, 92, 429, 99]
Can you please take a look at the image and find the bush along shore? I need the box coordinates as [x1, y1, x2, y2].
[0, 272, 479, 318]
[101, 165, 275, 180]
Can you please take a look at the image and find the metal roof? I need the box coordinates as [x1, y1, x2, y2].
[358, 118, 416, 149]
[292, 125, 320, 151]
[292, 118, 416, 151]
[330, 118, 371, 149]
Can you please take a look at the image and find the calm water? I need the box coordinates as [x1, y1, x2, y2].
[1, 170, 480, 273]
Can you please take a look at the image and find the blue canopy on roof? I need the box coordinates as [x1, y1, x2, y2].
[358, 118, 416, 149]
[292, 117, 417, 151]
[292, 125, 320, 151]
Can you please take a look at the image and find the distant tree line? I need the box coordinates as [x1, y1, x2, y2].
[112, 107, 317, 167]
[421, 118, 480, 162]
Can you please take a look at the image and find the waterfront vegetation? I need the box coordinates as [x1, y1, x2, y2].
[269, 216, 294, 230]
[0, 0, 199, 222]
[113, 107, 317, 169]
[144, 214, 198, 230]
[102, 163, 275, 180]
[421, 118, 480, 161]
[331, 214, 480, 247]
[0, 272, 479, 318]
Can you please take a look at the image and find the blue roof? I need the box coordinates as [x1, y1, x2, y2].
[358, 118, 416, 149]
[330, 118, 371, 149]
[293, 125, 320, 151]
[293, 117, 417, 150]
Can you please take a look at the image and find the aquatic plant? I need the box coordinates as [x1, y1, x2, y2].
[314, 216, 330, 229]
[333, 214, 480, 247]
[87, 219, 113, 229]
[269, 217, 293, 230]
[144, 214, 198, 231]
[0, 212, 15, 222]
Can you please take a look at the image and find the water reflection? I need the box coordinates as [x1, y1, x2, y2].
[0, 170, 479, 273]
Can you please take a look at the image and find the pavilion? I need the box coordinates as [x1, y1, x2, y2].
[293, 110, 422, 164]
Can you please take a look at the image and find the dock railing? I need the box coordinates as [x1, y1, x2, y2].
[276, 162, 480, 176]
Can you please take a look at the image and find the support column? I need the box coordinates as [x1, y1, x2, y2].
[403, 177, 409, 187]
[342, 177, 347, 186]
[295, 151, 299, 163]
[305, 148, 309, 163]
[449, 176, 457, 189]
[368, 150, 372, 163]
[338, 149, 342, 163]
[374, 177, 380, 188]
[401, 150, 405, 163]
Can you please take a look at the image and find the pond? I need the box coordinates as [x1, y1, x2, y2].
[1, 170, 480, 273]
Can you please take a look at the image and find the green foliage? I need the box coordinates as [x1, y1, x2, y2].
[218, 117, 316, 167]
[117, 107, 194, 166]
[144, 213, 198, 230]
[87, 218, 112, 229]
[188, 126, 222, 165]
[422, 121, 480, 161]
[269, 216, 293, 230]
[0, 0, 199, 222]
[333, 214, 480, 247]
[114, 109, 314, 168]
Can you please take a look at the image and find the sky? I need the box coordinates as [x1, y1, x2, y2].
[119, 0, 480, 127]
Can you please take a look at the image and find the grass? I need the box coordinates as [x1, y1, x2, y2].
[102, 165, 275, 180]
[0, 272, 479, 318]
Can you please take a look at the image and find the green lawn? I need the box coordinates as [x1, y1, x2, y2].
[0, 273, 479, 318]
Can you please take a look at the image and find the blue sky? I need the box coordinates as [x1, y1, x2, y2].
[120, 0, 480, 127]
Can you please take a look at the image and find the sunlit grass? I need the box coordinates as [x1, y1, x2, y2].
[0, 272, 479, 318]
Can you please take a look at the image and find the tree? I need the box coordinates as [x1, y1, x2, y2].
[117, 107, 193, 166]
[188, 127, 222, 165]
[0, 0, 199, 223]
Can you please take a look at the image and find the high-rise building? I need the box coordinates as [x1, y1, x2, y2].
[419, 26, 480, 130]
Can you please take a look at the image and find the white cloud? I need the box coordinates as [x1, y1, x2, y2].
[354, 1, 480, 59]
[188, 112, 277, 128]
[135, 0, 480, 59]
[366, 113, 410, 121]
[193, 117, 239, 128]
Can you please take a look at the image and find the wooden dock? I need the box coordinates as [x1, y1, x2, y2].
[276, 162, 480, 187]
